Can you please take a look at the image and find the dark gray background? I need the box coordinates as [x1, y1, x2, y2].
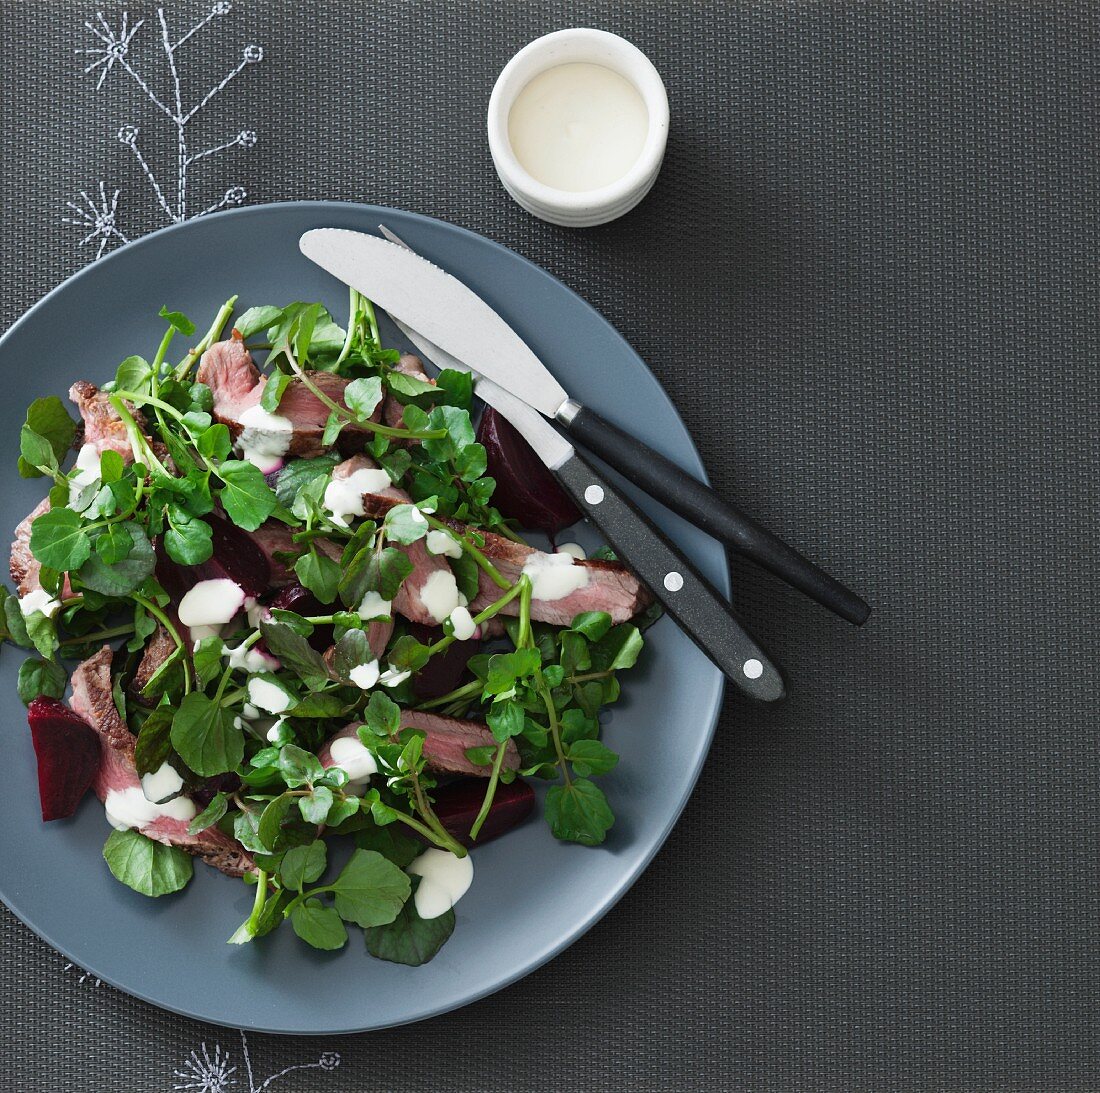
[2, 1, 1097, 1090]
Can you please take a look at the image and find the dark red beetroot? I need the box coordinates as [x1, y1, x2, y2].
[477, 407, 582, 534]
[269, 582, 333, 651]
[407, 622, 479, 701]
[432, 777, 535, 847]
[156, 513, 272, 600]
[27, 697, 101, 821]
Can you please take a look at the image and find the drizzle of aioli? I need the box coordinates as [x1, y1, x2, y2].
[419, 569, 461, 623]
[70, 443, 104, 489]
[226, 643, 279, 673]
[105, 785, 196, 831]
[140, 761, 184, 804]
[178, 578, 246, 628]
[448, 605, 476, 641]
[323, 467, 393, 528]
[236, 404, 294, 473]
[19, 588, 60, 618]
[556, 542, 587, 560]
[425, 529, 463, 558]
[521, 552, 590, 601]
[349, 660, 380, 690]
[408, 848, 474, 920]
[247, 676, 292, 714]
[357, 591, 392, 620]
[329, 735, 379, 783]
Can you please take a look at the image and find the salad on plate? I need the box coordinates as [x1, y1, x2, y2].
[6, 293, 655, 964]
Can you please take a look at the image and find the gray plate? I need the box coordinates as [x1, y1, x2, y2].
[0, 202, 727, 1034]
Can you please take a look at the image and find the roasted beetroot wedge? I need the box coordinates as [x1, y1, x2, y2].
[433, 777, 535, 847]
[269, 582, 333, 651]
[477, 407, 582, 534]
[408, 623, 479, 701]
[27, 697, 101, 821]
[155, 514, 271, 599]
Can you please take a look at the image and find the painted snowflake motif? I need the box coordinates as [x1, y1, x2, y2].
[65, 4, 263, 256]
[172, 1032, 340, 1093]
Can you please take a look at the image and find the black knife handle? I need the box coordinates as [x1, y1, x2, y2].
[553, 451, 785, 702]
[558, 402, 870, 626]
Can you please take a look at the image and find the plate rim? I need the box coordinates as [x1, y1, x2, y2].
[0, 200, 728, 1033]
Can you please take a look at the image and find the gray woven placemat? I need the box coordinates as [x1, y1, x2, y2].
[3, 1, 1099, 1090]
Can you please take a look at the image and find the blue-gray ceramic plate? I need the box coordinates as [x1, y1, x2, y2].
[0, 202, 726, 1033]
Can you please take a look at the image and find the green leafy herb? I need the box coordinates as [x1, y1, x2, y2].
[103, 829, 194, 896]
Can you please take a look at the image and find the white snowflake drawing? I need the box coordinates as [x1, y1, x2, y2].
[173, 1030, 340, 1093]
[65, 4, 263, 257]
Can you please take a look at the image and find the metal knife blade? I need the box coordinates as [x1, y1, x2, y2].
[299, 229, 569, 417]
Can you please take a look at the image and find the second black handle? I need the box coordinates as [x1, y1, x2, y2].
[560, 402, 871, 626]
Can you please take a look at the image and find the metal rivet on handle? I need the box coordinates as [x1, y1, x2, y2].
[663, 571, 684, 592]
[584, 484, 604, 505]
[743, 659, 763, 679]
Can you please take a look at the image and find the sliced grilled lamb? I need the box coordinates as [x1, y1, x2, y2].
[69, 380, 140, 457]
[70, 646, 254, 878]
[318, 711, 518, 779]
[197, 335, 381, 458]
[382, 354, 434, 441]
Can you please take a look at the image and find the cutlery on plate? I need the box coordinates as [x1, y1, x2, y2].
[364, 237, 784, 700]
[298, 227, 870, 627]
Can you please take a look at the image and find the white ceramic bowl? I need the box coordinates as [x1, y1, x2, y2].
[487, 29, 670, 228]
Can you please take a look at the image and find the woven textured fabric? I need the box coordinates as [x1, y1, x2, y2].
[3, 1, 1099, 1089]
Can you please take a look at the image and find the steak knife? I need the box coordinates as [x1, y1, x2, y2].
[353, 231, 784, 700]
[299, 227, 869, 627]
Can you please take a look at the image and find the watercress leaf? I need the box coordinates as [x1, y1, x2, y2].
[433, 369, 473, 409]
[560, 707, 598, 744]
[4, 598, 31, 649]
[260, 371, 293, 413]
[235, 304, 284, 339]
[449, 550, 480, 603]
[164, 510, 214, 567]
[384, 503, 429, 545]
[352, 820, 421, 867]
[385, 370, 437, 399]
[133, 707, 174, 776]
[321, 410, 344, 448]
[330, 848, 412, 928]
[187, 792, 228, 835]
[98, 449, 125, 484]
[569, 611, 613, 642]
[279, 839, 327, 890]
[345, 376, 384, 420]
[103, 829, 193, 896]
[558, 631, 591, 676]
[233, 808, 266, 853]
[363, 690, 401, 737]
[274, 454, 340, 506]
[29, 508, 90, 571]
[299, 785, 334, 825]
[545, 778, 614, 846]
[464, 744, 496, 769]
[258, 793, 294, 850]
[277, 744, 324, 789]
[196, 423, 232, 462]
[332, 628, 373, 681]
[268, 609, 314, 635]
[291, 898, 347, 950]
[294, 548, 341, 604]
[114, 354, 152, 393]
[592, 624, 644, 671]
[486, 700, 525, 742]
[378, 447, 411, 483]
[217, 461, 277, 531]
[159, 305, 195, 336]
[423, 406, 475, 461]
[325, 796, 361, 829]
[385, 634, 430, 673]
[181, 410, 213, 435]
[94, 522, 133, 565]
[24, 610, 58, 659]
[397, 731, 424, 773]
[191, 635, 225, 689]
[19, 396, 77, 477]
[364, 883, 455, 966]
[17, 657, 66, 705]
[567, 739, 619, 777]
[78, 523, 155, 595]
[402, 404, 430, 432]
[293, 301, 322, 363]
[171, 692, 243, 776]
[454, 442, 487, 483]
[258, 620, 331, 687]
[20, 427, 57, 477]
[484, 648, 542, 696]
[359, 546, 413, 603]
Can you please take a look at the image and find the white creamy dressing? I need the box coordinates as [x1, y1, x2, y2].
[521, 552, 590, 601]
[140, 761, 184, 804]
[178, 578, 246, 628]
[226, 642, 279, 673]
[448, 605, 476, 642]
[556, 541, 587, 560]
[70, 443, 104, 489]
[425, 529, 463, 558]
[247, 676, 293, 714]
[329, 734, 379, 784]
[19, 588, 60, 618]
[357, 591, 392, 620]
[236, 404, 294, 473]
[105, 785, 196, 831]
[419, 569, 462, 623]
[241, 702, 262, 720]
[408, 848, 474, 920]
[379, 666, 411, 688]
[349, 659, 381, 690]
[323, 467, 393, 528]
[508, 62, 649, 192]
[265, 718, 288, 743]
